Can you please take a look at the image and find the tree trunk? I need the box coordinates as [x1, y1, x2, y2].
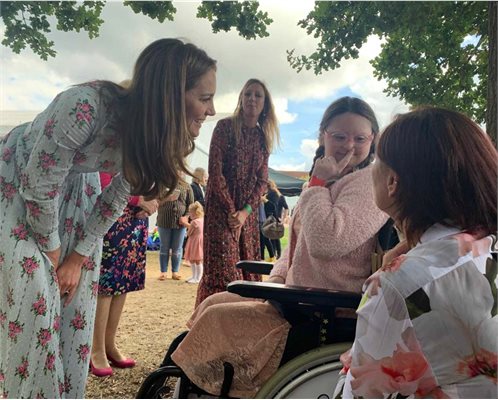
[487, 1, 497, 144]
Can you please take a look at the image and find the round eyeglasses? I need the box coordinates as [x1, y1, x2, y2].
[324, 131, 373, 147]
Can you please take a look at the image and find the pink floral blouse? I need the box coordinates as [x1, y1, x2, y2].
[338, 224, 497, 398]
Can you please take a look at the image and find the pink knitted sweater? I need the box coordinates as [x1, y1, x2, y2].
[270, 165, 388, 294]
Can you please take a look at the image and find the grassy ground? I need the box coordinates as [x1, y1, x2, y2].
[281, 226, 289, 249]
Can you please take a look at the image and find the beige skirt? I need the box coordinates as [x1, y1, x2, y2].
[171, 291, 291, 397]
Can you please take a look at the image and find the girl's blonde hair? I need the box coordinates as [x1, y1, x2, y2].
[231, 78, 280, 152]
[189, 201, 204, 218]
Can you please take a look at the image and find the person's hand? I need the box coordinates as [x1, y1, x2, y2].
[382, 240, 409, 267]
[45, 248, 61, 270]
[179, 215, 189, 226]
[135, 210, 149, 219]
[228, 209, 249, 229]
[232, 225, 242, 242]
[311, 149, 354, 181]
[139, 197, 159, 215]
[228, 209, 249, 241]
[56, 250, 87, 306]
[267, 275, 285, 284]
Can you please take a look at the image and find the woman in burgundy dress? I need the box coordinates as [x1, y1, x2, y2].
[196, 79, 280, 306]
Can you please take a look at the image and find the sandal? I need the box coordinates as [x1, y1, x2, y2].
[158, 274, 166, 281]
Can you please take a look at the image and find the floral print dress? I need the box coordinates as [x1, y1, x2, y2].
[0, 83, 130, 398]
[98, 172, 148, 296]
[196, 118, 269, 307]
[338, 224, 497, 399]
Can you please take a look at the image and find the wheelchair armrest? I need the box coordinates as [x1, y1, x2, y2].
[236, 260, 273, 275]
[227, 280, 361, 310]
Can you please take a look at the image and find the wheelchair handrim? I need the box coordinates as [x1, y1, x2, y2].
[255, 342, 351, 399]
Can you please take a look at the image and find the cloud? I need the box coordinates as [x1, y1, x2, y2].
[273, 98, 297, 124]
[270, 161, 306, 171]
[0, 2, 405, 113]
[350, 76, 410, 129]
[1, 1, 409, 171]
[300, 138, 319, 166]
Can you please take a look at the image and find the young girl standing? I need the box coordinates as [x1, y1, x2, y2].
[183, 202, 205, 283]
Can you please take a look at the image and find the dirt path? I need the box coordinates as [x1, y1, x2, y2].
[85, 251, 197, 399]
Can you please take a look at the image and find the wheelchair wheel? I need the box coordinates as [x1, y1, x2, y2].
[136, 365, 182, 399]
[255, 342, 351, 399]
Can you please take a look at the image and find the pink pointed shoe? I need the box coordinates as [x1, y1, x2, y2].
[107, 354, 136, 369]
[89, 360, 113, 377]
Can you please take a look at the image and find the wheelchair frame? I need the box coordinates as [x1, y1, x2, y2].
[136, 278, 361, 398]
[135, 219, 398, 398]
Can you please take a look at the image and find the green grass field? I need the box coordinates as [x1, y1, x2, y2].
[281, 226, 289, 250]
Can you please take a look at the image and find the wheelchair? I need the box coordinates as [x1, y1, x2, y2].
[136, 220, 398, 399]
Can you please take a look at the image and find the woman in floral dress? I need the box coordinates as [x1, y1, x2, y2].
[0, 38, 217, 398]
[337, 107, 497, 398]
[196, 79, 280, 306]
[89, 172, 158, 377]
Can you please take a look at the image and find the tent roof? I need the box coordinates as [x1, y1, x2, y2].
[268, 168, 307, 197]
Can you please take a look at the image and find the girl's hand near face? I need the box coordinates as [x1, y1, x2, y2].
[312, 149, 354, 181]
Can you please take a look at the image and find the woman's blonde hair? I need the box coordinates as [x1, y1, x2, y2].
[101, 38, 217, 198]
[189, 201, 204, 218]
[268, 179, 281, 196]
[231, 78, 280, 152]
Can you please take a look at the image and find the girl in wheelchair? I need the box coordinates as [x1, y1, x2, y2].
[167, 96, 389, 397]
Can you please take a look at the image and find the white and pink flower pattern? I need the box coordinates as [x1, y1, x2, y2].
[31, 294, 48, 316]
[340, 224, 498, 398]
[69, 98, 95, 128]
[69, 310, 86, 331]
[0, 83, 130, 397]
[8, 321, 24, 342]
[77, 343, 90, 362]
[36, 328, 52, 349]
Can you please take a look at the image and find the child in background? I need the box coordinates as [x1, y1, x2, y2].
[184, 201, 205, 283]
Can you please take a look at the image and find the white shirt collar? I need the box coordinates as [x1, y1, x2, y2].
[419, 223, 461, 245]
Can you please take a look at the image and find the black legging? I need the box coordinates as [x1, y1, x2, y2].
[260, 231, 275, 259]
[271, 239, 282, 259]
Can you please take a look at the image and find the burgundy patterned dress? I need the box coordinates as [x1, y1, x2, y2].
[196, 118, 269, 306]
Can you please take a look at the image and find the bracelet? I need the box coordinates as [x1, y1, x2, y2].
[309, 175, 326, 187]
[243, 204, 253, 215]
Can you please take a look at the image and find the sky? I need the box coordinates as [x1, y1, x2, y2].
[0, 0, 409, 172]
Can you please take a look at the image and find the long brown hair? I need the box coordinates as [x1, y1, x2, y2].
[377, 106, 498, 245]
[309, 96, 379, 178]
[268, 179, 281, 196]
[102, 38, 216, 198]
[231, 78, 280, 152]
